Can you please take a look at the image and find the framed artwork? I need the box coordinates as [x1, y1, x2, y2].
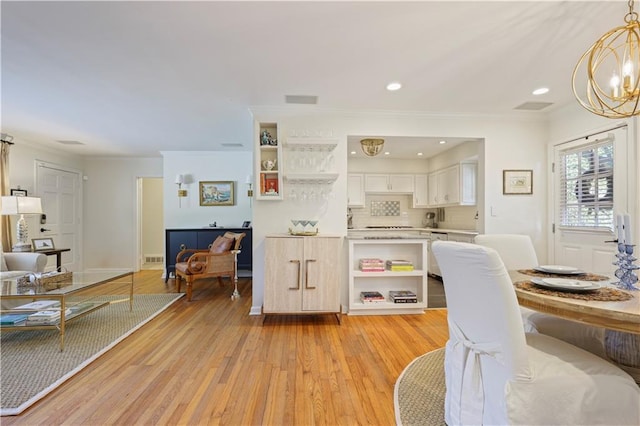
[10, 188, 27, 197]
[32, 237, 55, 251]
[503, 170, 533, 195]
[199, 181, 235, 206]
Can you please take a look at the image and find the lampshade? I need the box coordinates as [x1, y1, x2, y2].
[175, 174, 184, 185]
[360, 138, 384, 156]
[1, 196, 43, 215]
[573, 0, 640, 118]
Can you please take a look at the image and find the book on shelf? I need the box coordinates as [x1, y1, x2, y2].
[264, 176, 279, 195]
[360, 291, 385, 303]
[13, 300, 60, 311]
[389, 290, 418, 303]
[25, 308, 72, 325]
[386, 259, 413, 266]
[387, 265, 414, 271]
[359, 258, 385, 272]
[0, 313, 30, 325]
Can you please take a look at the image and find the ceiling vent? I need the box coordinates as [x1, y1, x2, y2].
[514, 102, 554, 111]
[56, 140, 84, 145]
[285, 95, 318, 105]
[221, 143, 244, 147]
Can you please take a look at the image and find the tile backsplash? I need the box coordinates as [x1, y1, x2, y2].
[349, 194, 477, 230]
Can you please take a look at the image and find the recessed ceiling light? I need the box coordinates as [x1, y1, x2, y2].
[417, 152, 423, 156]
[439, 140, 446, 145]
[386, 82, 402, 91]
[384, 151, 390, 155]
[350, 151, 357, 155]
[532, 87, 549, 95]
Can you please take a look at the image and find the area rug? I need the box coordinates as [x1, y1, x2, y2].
[394, 347, 446, 426]
[0, 293, 184, 415]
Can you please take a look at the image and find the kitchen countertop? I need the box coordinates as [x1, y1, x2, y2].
[348, 227, 478, 236]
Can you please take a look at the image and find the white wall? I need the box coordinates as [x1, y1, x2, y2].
[250, 108, 548, 314]
[161, 151, 253, 229]
[83, 157, 162, 269]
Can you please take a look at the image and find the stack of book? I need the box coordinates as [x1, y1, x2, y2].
[389, 290, 418, 303]
[25, 308, 72, 326]
[360, 291, 385, 303]
[0, 313, 30, 325]
[359, 258, 385, 272]
[386, 260, 414, 271]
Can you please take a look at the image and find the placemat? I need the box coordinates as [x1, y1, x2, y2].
[517, 269, 609, 281]
[515, 280, 634, 301]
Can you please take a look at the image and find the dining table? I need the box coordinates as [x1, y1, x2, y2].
[509, 269, 640, 383]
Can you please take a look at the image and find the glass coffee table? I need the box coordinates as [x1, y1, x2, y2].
[0, 270, 133, 351]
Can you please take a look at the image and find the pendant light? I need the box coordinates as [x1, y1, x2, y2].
[573, 0, 640, 118]
[360, 138, 384, 156]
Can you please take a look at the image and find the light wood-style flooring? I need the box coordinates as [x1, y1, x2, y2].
[3, 271, 449, 425]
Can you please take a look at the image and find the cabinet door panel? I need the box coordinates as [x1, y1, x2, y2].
[389, 174, 414, 193]
[364, 174, 390, 192]
[347, 174, 365, 207]
[264, 237, 304, 312]
[413, 174, 429, 207]
[302, 237, 340, 311]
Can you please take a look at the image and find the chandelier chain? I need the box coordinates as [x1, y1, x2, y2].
[626, 0, 638, 23]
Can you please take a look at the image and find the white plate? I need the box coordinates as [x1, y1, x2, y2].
[534, 265, 585, 275]
[531, 278, 601, 292]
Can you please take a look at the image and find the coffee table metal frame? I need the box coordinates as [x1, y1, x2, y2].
[0, 270, 134, 351]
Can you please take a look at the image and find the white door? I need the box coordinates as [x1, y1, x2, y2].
[552, 126, 628, 276]
[36, 161, 82, 271]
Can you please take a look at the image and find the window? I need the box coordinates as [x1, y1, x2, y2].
[559, 137, 613, 229]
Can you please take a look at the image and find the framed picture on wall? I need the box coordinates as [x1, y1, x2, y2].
[199, 181, 235, 206]
[503, 170, 533, 195]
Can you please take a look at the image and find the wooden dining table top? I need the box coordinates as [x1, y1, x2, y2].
[509, 270, 640, 335]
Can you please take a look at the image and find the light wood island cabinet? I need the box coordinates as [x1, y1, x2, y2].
[263, 235, 342, 320]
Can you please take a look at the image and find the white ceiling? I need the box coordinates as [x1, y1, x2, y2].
[0, 1, 627, 157]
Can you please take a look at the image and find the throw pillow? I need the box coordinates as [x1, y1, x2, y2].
[209, 235, 234, 254]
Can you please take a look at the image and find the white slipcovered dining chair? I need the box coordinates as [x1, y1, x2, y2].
[474, 233, 607, 359]
[432, 241, 639, 426]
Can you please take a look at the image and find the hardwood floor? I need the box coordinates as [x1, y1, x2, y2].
[3, 270, 449, 425]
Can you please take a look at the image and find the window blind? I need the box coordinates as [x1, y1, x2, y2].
[558, 137, 614, 229]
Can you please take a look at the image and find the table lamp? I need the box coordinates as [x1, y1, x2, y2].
[1, 196, 43, 252]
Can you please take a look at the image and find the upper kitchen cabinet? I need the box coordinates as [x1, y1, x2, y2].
[413, 174, 429, 208]
[347, 174, 365, 208]
[364, 174, 414, 194]
[256, 122, 283, 200]
[428, 162, 477, 206]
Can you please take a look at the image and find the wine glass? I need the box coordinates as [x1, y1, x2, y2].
[298, 220, 309, 233]
[290, 220, 300, 234]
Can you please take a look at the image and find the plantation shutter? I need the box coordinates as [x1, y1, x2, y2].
[558, 135, 614, 229]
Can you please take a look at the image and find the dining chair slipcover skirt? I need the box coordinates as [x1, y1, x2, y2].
[432, 241, 639, 426]
[474, 233, 607, 359]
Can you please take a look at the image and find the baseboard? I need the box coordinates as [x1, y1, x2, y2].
[249, 306, 262, 316]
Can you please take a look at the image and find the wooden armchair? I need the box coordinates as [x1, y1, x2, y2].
[174, 232, 246, 301]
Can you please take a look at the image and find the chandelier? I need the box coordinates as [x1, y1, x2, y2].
[360, 138, 384, 156]
[573, 0, 640, 118]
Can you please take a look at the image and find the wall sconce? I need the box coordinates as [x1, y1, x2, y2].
[175, 174, 188, 197]
[246, 175, 254, 198]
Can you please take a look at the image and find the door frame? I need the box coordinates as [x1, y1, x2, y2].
[135, 175, 164, 272]
[547, 120, 637, 265]
[34, 160, 84, 271]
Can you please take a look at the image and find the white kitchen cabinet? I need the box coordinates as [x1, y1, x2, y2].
[448, 233, 475, 243]
[364, 174, 414, 193]
[413, 174, 429, 208]
[264, 235, 342, 319]
[427, 162, 477, 206]
[347, 174, 365, 208]
[348, 238, 428, 315]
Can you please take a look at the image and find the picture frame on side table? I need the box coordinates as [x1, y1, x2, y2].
[503, 170, 533, 195]
[199, 181, 235, 206]
[32, 237, 55, 251]
[10, 188, 27, 197]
